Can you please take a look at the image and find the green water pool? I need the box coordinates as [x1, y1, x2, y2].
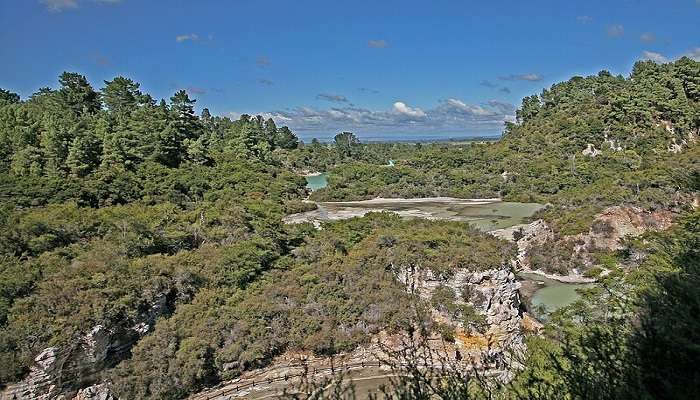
[305, 173, 328, 191]
[519, 272, 595, 317]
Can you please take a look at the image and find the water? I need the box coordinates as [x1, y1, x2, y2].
[305, 173, 328, 191]
[519, 272, 595, 316]
[286, 199, 544, 232]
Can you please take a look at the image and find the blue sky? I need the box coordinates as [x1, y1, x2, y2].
[1, 0, 699, 140]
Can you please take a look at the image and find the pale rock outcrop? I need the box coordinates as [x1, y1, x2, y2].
[578, 205, 673, 251]
[396, 265, 524, 371]
[1, 348, 62, 400]
[668, 137, 684, 153]
[491, 219, 554, 268]
[493, 206, 674, 279]
[73, 385, 113, 400]
[582, 143, 602, 157]
[604, 134, 623, 151]
[1, 292, 173, 399]
[660, 120, 675, 134]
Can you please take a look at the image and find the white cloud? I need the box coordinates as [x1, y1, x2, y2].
[187, 86, 207, 95]
[393, 101, 426, 118]
[443, 99, 492, 116]
[576, 15, 592, 24]
[368, 39, 388, 48]
[685, 48, 700, 61]
[41, 0, 77, 11]
[264, 99, 515, 135]
[640, 32, 656, 43]
[41, 0, 120, 12]
[641, 50, 669, 63]
[638, 48, 700, 63]
[499, 73, 543, 82]
[607, 24, 624, 38]
[176, 33, 199, 42]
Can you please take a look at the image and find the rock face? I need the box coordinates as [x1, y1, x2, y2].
[1, 347, 61, 400]
[396, 265, 524, 371]
[0, 331, 121, 400]
[582, 143, 602, 157]
[72, 385, 113, 400]
[491, 219, 553, 268]
[582, 206, 673, 251]
[1, 294, 172, 399]
[493, 205, 674, 278]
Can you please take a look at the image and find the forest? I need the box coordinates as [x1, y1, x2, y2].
[0, 57, 698, 399]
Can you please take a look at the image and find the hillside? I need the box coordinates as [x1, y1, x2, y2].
[0, 60, 698, 399]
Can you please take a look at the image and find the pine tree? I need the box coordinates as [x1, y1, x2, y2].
[102, 76, 142, 115]
[274, 126, 298, 149]
[58, 72, 100, 116]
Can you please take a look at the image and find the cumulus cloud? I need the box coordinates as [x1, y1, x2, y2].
[641, 50, 669, 63]
[607, 24, 624, 38]
[368, 39, 388, 48]
[480, 80, 498, 88]
[392, 101, 426, 119]
[499, 87, 511, 94]
[316, 93, 348, 103]
[263, 98, 515, 134]
[499, 73, 543, 82]
[441, 99, 492, 116]
[41, 0, 78, 11]
[41, 0, 120, 12]
[638, 48, 700, 63]
[176, 33, 199, 42]
[640, 32, 656, 43]
[685, 48, 700, 61]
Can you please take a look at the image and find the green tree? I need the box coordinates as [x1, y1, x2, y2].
[57, 72, 100, 116]
[102, 76, 143, 114]
[334, 131, 360, 158]
[274, 126, 299, 150]
[0, 89, 20, 105]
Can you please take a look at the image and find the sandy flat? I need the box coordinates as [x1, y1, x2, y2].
[321, 197, 501, 206]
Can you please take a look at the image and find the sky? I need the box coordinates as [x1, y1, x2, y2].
[1, 0, 699, 140]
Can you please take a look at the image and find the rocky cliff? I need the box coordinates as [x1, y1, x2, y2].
[493, 205, 674, 279]
[396, 264, 525, 372]
[1, 294, 171, 400]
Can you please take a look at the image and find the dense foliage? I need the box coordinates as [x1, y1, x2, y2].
[0, 72, 307, 390]
[0, 73, 515, 398]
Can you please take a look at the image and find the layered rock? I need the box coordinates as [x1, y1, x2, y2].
[493, 205, 674, 279]
[396, 265, 524, 372]
[1, 293, 172, 399]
